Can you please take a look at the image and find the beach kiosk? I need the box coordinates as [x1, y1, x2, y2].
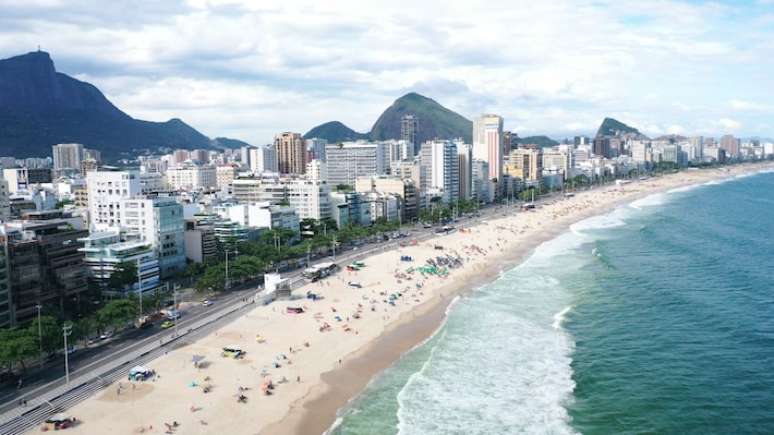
[265, 273, 291, 299]
[128, 365, 153, 381]
[44, 413, 76, 430]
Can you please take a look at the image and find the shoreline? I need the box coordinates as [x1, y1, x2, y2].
[53, 162, 774, 435]
[266, 162, 774, 435]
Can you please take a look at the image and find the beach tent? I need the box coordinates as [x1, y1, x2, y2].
[129, 366, 152, 380]
[191, 355, 206, 367]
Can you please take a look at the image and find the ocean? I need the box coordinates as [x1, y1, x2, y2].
[329, 170, 774, 435]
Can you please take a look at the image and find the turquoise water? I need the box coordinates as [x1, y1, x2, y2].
[331, 170, 774, 435]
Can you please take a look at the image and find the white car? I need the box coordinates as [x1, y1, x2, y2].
[202, 300, 214, 307]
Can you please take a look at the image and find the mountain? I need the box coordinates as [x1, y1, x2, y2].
[596, 117, 640, 137]
[304, 121, 367, 143]
[514, 135, 559, 148]
[210, 137, 251, 149]
[0, 51, 213, 160]
[369, 92, 472, 143]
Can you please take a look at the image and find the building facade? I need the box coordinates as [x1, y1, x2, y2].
[275, 132, 307, 175]
[472, 114, 504, 180]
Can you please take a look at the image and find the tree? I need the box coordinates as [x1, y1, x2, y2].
[0, 328, 38, 372]
[28, 315, 61, 354]
[108, 261, 138, 291]
[97, 299, 137, 330]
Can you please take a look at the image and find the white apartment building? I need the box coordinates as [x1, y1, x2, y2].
[542, 148, 573, 179]
[306, 160, 328, 182]
[286, 179, 331, 220]
[420, 140, 459, 204]
[0, 177, 9, 221]
[249, 145, 278, 174]
[120, 196, 186, 278]
[86, 170, 142, 231]
[216, 202, 299, 232]
[325, 142, 387, 187]
[166, 165, 217, 191]
[79, 230, 161, 295]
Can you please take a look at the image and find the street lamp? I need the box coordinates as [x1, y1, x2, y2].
[136, 258, 144, 318]
[225, 248, 238, 290]
[62, 322, 73, 384]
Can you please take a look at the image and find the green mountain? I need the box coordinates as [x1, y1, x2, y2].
[303, 121, 367, 143]
[369, 92, 472, 143]
[514, 135, 559, 148]
[0, 51, 249, 160]
[210, 137, 251, 149]
[596, 117, 640, 137]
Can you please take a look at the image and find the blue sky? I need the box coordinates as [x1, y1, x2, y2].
[1, 0, 773, 143]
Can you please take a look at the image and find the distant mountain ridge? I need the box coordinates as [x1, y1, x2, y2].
[304, 92, 473, 144]
[0, 51, 248, 159]
[303, 121, 367, 143]
[515, 135, 559, 148]
[596, 117, 641, 137]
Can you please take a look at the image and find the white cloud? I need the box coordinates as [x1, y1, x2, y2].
[729, 99, 769, 112]
[1, 0, 773, 141]
[718, 118, 742, 131]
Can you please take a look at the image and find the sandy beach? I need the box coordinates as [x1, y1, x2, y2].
[50, 163, 774, 435]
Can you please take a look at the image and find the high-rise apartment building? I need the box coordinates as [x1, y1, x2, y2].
[593, 137, 611, 158]
[305, 138, 328, 162]
[52, 143, 84, 171]
[719, 135, 740, 158]
[401, 115, 419, 156]
[473, 114, 504, 180]
[0, 177, 9, 222]
[275, 132, 307, 175]
[120, 196, 186, 278]
[249, 144, 278, 174]
[506, 148, 542, 182]
[2, 168, 52, 193]
[325, 142, 387, 187]
[420, 140, 459, 204]
[86, 170, 142, 231]
[456, 142, 473, 200]
[166, 165, 217, 191]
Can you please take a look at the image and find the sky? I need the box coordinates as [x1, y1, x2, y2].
[1, 0, 773, 144]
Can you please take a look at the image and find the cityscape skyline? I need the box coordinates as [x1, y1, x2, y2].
[1, 0, 773, 145]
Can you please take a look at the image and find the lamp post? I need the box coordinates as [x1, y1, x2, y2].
[136, 258, 143, 317]
[173, 286, 179, 338]
[36, 304, 42, 368]
[62, 322, 73, 384]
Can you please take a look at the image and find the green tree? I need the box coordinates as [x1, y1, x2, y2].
[28, 315, 61, 354]
[0, 328, 38, 372]
[108, 261, 138, 291]
[97, 299, 137, 330]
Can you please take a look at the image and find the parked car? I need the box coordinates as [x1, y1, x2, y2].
[160, 320, 175, 329]
[202, 299, 214, 307]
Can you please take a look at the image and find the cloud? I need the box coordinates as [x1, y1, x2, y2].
[729, 99, 769, 112]
[1, 0, 773, 142]
[718, 118, 742, 131]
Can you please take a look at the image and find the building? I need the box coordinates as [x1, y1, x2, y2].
[166, 165, 217, 191]
[286, 179, 331, 220]
[593, 136, 611, 158]
[330, 192, 371, 228]
[120, 196, 186, 278]
[472, 114, 504, 180]
[630, 141, 652, 165]
[0, 220, 89, 326]
[0, 177, 9, 222]
[355, 176, 418, 223]
[80, 158, 98, 176]
[0, 239, 9, 327]
[184, 220, 217, 264]
[216, 165, 238, 190]
[419, 140, 459, 204]
[86, 170, 142, 231]
[719, 135, 740, 158]
[216, 203, 299, 232]
[325, 142, 387, 187]
[249, 145, 278, 174]
[456, 143, 473, 200]
[232, 177, 285, 204]
[2, 168, 52, 193]
[275, 132, 307, 175]
[84, 148, 101, 163]
[364, 192, 400, 222]
[506, 148, 542, 182]
[401, 114, 419, 155]
[52, 143, 84, 172]
[305, 138, 328, 162]
[542, 148, 572, 180]
[471, 159, 491, 203]
[306, 160, 328, 182]
[79, 231, 160, 296]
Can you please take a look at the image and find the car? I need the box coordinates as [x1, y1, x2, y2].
[99, 331, 114, 340]
[160, 320, 175, 329]
[202, 299, 214, 307]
